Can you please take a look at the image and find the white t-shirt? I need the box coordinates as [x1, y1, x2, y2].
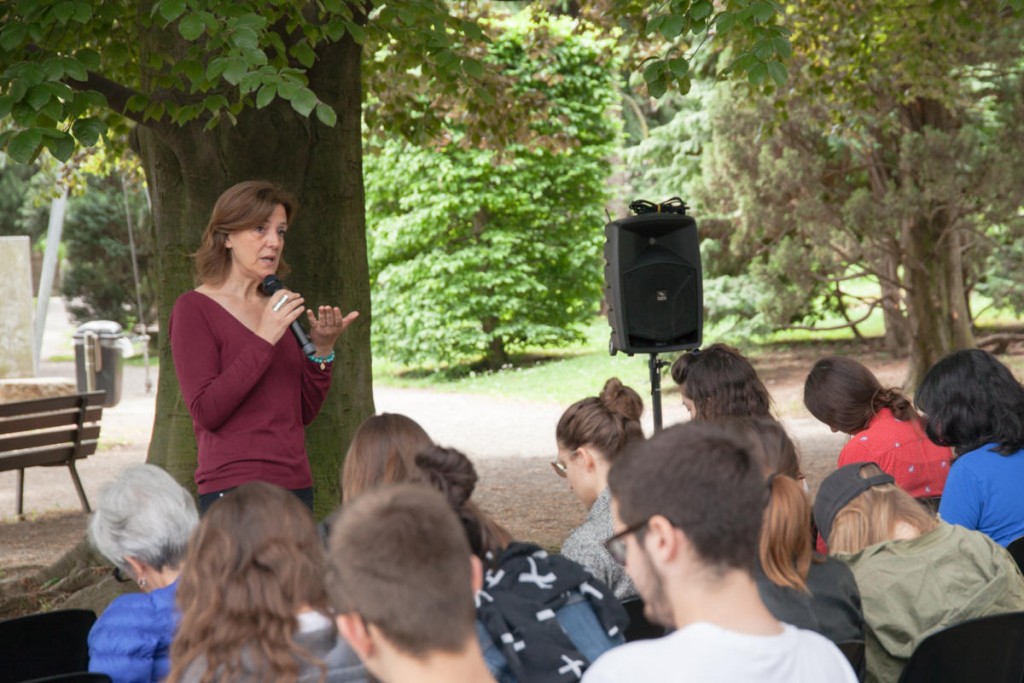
[582, 622, 857, 683]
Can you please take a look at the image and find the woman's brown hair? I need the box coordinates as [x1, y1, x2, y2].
[556, 378, 644, 461]
[414, 445, 514, 567]
[341, 413, 433, 502]
[670, 344, 773, 421]
[804, 356, 917, 434]
[193, 180, 296, 286]
[828, 463, 939, 555]
[726, 417, 810, 592]
[168, 482, 328, 683]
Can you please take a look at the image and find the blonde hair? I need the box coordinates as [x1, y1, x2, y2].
[828, 463, 938, 554]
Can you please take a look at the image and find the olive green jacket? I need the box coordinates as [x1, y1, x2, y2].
[837, 522, 1024, 683]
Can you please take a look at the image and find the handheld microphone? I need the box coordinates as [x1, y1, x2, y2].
[261, 275, 318, 356]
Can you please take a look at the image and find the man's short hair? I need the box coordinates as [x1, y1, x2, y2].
[326, 483, 476, 656]
[608, 422, 767, 574]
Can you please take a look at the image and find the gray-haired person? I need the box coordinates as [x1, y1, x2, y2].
[87, 463, 198, 683]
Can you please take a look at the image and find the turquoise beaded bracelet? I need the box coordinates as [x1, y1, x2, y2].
[308, 351, 335, 370]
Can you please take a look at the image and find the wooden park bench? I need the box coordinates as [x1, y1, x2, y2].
[0, 391, 105, 518]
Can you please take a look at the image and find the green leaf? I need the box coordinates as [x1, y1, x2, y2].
[76, 49, 101, 71]
[751, 0, 776, 23]
[7, 129, 44, 163]
[53, 2, 76, 24]
[231, 27, 259, 50]
[754, 39, 773, 61]
[203, 94, 229, 113]
[344, 21, 366, 43]
[716, 11, 736, 33]
[645, 16, 665, 38]
[771, 36, 792, 59]
[668, 57, 689, 79]
[221, 57, 249, 85]
[179, 13, 206, 41]
[26, 84, 50, 111]
[61, 57, 88, 81]
[158, 0, 186, 23]
[462, 58, 485, 79]
[232, 14, 267, 31]
[291, 88, 317, 117]
[72, 117, 107, 145]
[660, 14, 685, 40]
[648, 76, 668, 99]
[747, 61, 768, 85]
[767, 60, 787, 85]
[0, 95, 12, 119]
[690, 0, 714, 21]
[72, 1, 92, 23]
[315, 102, 337, 127]
[290, 42, 316, 68]
[44, 133, 75, 161]
[642, 60, 664, 85]
[256, 83, 276, 109]
[0, 24, 27, 51]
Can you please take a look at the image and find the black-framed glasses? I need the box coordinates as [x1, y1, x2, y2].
[603, 518, 651, 565]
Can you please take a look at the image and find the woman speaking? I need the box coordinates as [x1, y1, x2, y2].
[169, 180, 358, 513]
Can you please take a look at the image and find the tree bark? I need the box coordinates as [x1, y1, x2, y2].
[133, 35, 374, 516]
[899, 98, 975, 390]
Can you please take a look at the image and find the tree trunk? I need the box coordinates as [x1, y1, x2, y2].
[902, 213, 974, 390]
[899, 98, 975, 390]
[879, 248, 911, 357]
[134, 36, 374, 517]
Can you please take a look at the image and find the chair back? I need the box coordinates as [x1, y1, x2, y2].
[837, 641, 865, 682]
[897, 611, 1024, 683]
[0, 609, 96, 683]
[1007, 536, 1024, 575]
[620, 597, 666, 642]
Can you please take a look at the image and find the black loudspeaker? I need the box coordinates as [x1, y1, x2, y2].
[604, 212, 702, 355]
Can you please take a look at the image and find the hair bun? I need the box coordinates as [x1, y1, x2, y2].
[599, 378, 644, 421]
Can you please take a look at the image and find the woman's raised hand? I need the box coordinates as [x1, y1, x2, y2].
[307, 305, 359, 356]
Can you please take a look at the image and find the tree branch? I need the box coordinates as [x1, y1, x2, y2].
[69, 72, 144, 126]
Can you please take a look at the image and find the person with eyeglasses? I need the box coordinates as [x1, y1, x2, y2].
[554, 378, 645, 602]
[582, 423, 857, 683]
[86, 464, 199, 683]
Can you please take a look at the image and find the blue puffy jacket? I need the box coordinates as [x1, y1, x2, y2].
[88, 579, 179, 683]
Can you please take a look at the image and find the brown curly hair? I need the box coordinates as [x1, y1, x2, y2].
[670, 344, 773, 421]
[167, 482, 328, 683]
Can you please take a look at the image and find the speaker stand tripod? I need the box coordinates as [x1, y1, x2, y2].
[648, 353, 671, 433]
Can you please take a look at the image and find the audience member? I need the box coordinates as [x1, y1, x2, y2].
[416, 446, 627, 682]
[87, 464, 199, 683]
[167, 482, 367, 683]
[670, 343, 773, 421]
[915, 349, 1024, 546]
[729, 417, 864, 647]
[340, 412, 432, 502]
[326, 484, 494, 683]
[555, 378, 645, 600]
[815, 462, 1024, 683]
[583, 423, 856, 682]
[804, 356, 950, 502]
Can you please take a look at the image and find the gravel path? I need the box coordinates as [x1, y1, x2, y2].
[0, 299, 850, 570]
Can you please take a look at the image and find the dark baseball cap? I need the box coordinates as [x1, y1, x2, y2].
[814, 463, 895, 545]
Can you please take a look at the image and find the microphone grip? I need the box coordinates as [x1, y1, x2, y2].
[290, 321, 317, 356]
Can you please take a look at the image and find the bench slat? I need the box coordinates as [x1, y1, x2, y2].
[0, 407, 103, 435]
[0, 425, 102, 453]
[1, 441, 99, 470]
[0, 391, 105, 418]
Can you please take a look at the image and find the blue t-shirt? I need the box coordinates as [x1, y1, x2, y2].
[938, 443, 1024, 547]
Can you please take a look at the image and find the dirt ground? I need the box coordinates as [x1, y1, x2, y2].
[0, 339, 908, 581]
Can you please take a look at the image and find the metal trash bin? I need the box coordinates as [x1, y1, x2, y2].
[73, 320, 124, 407]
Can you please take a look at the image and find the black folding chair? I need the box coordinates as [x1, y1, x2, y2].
[621, 597, 667, 642]
[1007, 536, 1024, 575]
[22, 675, 112, 683]
[0, 609, 96, 683]
[897, 611, 1024, 683]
